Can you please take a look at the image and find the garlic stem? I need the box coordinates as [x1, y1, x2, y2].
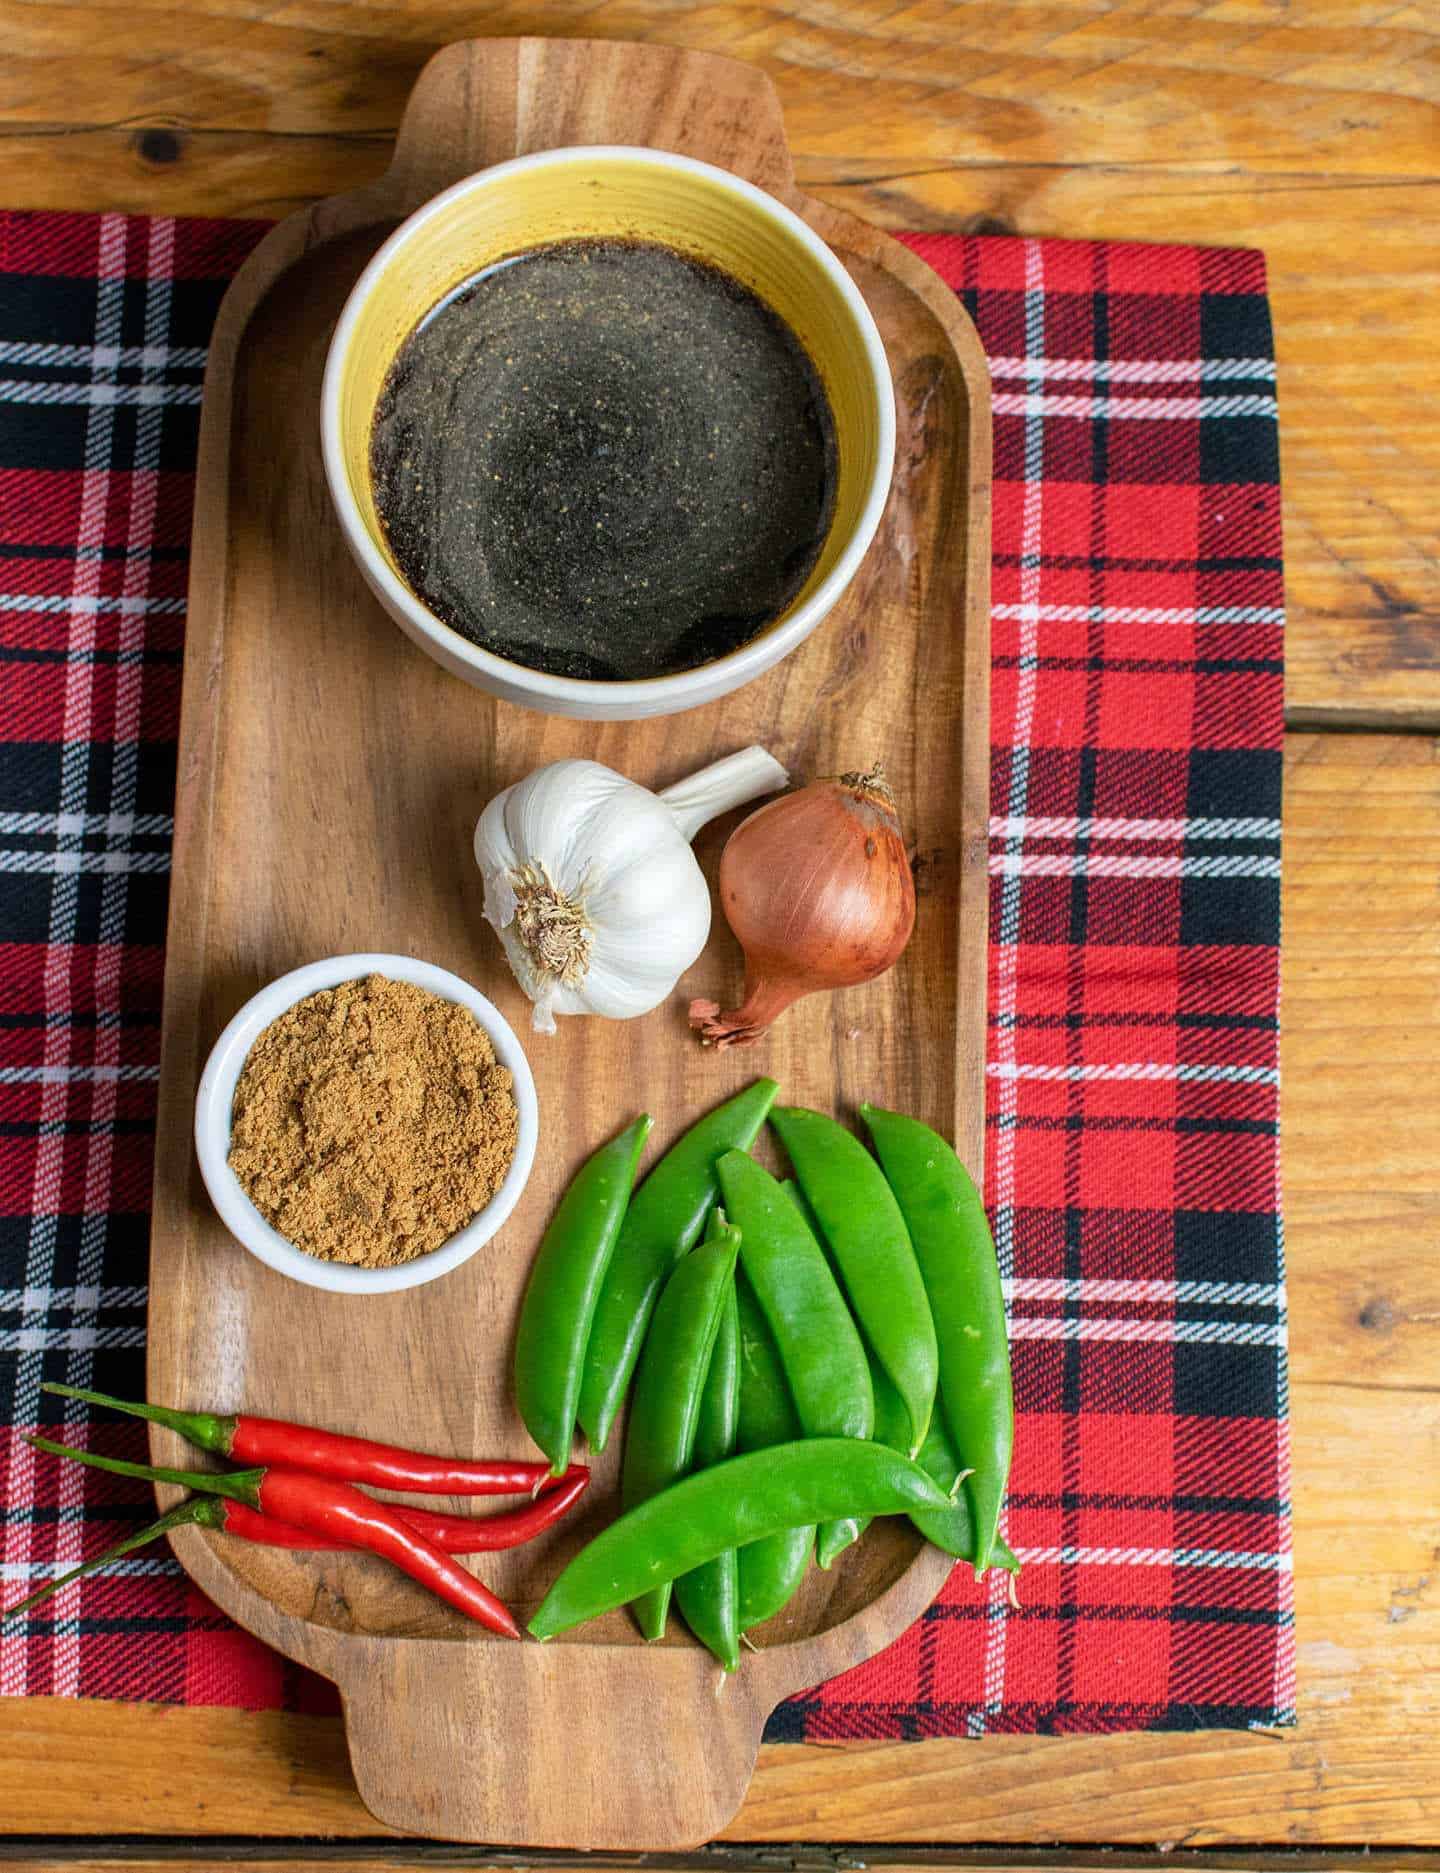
[658, 746, 790, 844]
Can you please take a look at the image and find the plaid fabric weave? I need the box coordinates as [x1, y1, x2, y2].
[0, 211, 1292, 1733]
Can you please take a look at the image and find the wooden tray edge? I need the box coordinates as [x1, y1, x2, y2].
[146, 34, 994, 1839]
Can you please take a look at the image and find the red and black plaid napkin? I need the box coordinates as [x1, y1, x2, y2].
[0, 210, 1292, 1734]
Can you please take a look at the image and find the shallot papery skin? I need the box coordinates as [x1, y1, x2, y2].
[689, 765, 916, 1049]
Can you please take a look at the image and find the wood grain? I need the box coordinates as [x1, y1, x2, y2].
[0, 0, 1435, 727]
[3, 0, 1434, 168]
[141, 35, 990, 1850]
[5, 1861, 1440, 1873]
[3, 731, 1437, 1846]
[4, 1861, 1440, 1873]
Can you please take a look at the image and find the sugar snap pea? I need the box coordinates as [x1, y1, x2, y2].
[579, 1079, 778, 1453]
[775, 1172, 820, 1256]
[771, 1106, 937, 1456]
[529, 1438, 953, 1640]
[862, 1104, 1013, 1576]
[775, 1176, 895, 1568]
[867, 1344, 914, 1454]
[620, 1218, 739, 1640]
[911, 1407, 1020, 1575]
[673, 1274, 741, 1670]
[734, 1270, 813, 1630]
[513, 1114, 652, 1475]
[821, 1346, 916, 1565]
[717, 1150, 872, 1568]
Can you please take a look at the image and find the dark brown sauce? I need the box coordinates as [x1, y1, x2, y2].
[369, 238, 838, 681]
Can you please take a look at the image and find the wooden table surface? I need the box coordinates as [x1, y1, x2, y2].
[2, 1, 1436, 1863]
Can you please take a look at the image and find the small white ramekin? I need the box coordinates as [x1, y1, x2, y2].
[321, 145, 896, 722]
[193, 954, 538, 1295]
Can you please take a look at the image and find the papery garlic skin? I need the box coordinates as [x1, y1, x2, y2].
[474, 748, 787, 1032]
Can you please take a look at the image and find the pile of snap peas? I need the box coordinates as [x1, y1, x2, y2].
[515, 1080, 1017, 1664]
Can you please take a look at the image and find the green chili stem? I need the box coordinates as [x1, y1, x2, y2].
[24, 1434, 263, 1505]
[2, 1495, 224, 1622]
[40, 1382, 234, 1455]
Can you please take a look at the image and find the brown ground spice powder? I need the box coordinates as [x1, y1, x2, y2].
[228, 974, 519, 1267]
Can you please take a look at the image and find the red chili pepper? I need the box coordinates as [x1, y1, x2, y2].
[217, 1465, 589, 1551]
[43, 1383, 558, 1497]
[21, 1436, 521, 1638]
[2, 1469, 589, 1624]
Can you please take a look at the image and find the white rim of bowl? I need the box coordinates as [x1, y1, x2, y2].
[193, 954, 539, 1295]
[320, 144, 897, 708]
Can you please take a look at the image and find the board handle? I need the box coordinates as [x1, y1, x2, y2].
[387, 36, 797, 205]
[338, 1636, 774, 1847]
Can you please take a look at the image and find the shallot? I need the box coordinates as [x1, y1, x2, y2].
[689, 763, 916, 1049]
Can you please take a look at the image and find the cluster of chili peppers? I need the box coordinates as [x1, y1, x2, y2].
[4, 1386, 589, 1638]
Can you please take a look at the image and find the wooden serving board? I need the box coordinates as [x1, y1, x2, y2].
[148, 35, 991, 1850]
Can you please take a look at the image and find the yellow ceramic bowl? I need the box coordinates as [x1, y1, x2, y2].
[321, 146, 895, 721]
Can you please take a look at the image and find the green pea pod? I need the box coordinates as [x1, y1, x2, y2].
[579, 1079, 778, 1453]
[819, 1346, 915, 1567]
[673, 1276, 741, 1670]
[717, 1151, 872, 1569]
[867, 1344, 914, 1453]
[513, 1114, 652, 1475]
[780, 1179, 909, 1484]
[530, 1438, 953, 1639]
[862, 1104, 1013, 1576]
[735, 1269, 800, 1453]
[781, 1179, 1018, 1580]
[772, 1178, 879, 1569]
[775, 1172, 824, 1263]
[734, 1271, 813, 1631]
[911, 1408, 1020, 1576]
[771, 1106, 938, 1456]
[620, 1223, 739, 1640]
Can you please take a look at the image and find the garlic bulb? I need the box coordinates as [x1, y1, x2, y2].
[474, 746, 788, 1032]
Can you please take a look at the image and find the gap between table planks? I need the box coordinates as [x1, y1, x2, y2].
[2, 1859, 1440, 1873]
[0, 0, 1435, 730]
[2, 732, 1437, 1845]
[3, 1861, 1440, 1873]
